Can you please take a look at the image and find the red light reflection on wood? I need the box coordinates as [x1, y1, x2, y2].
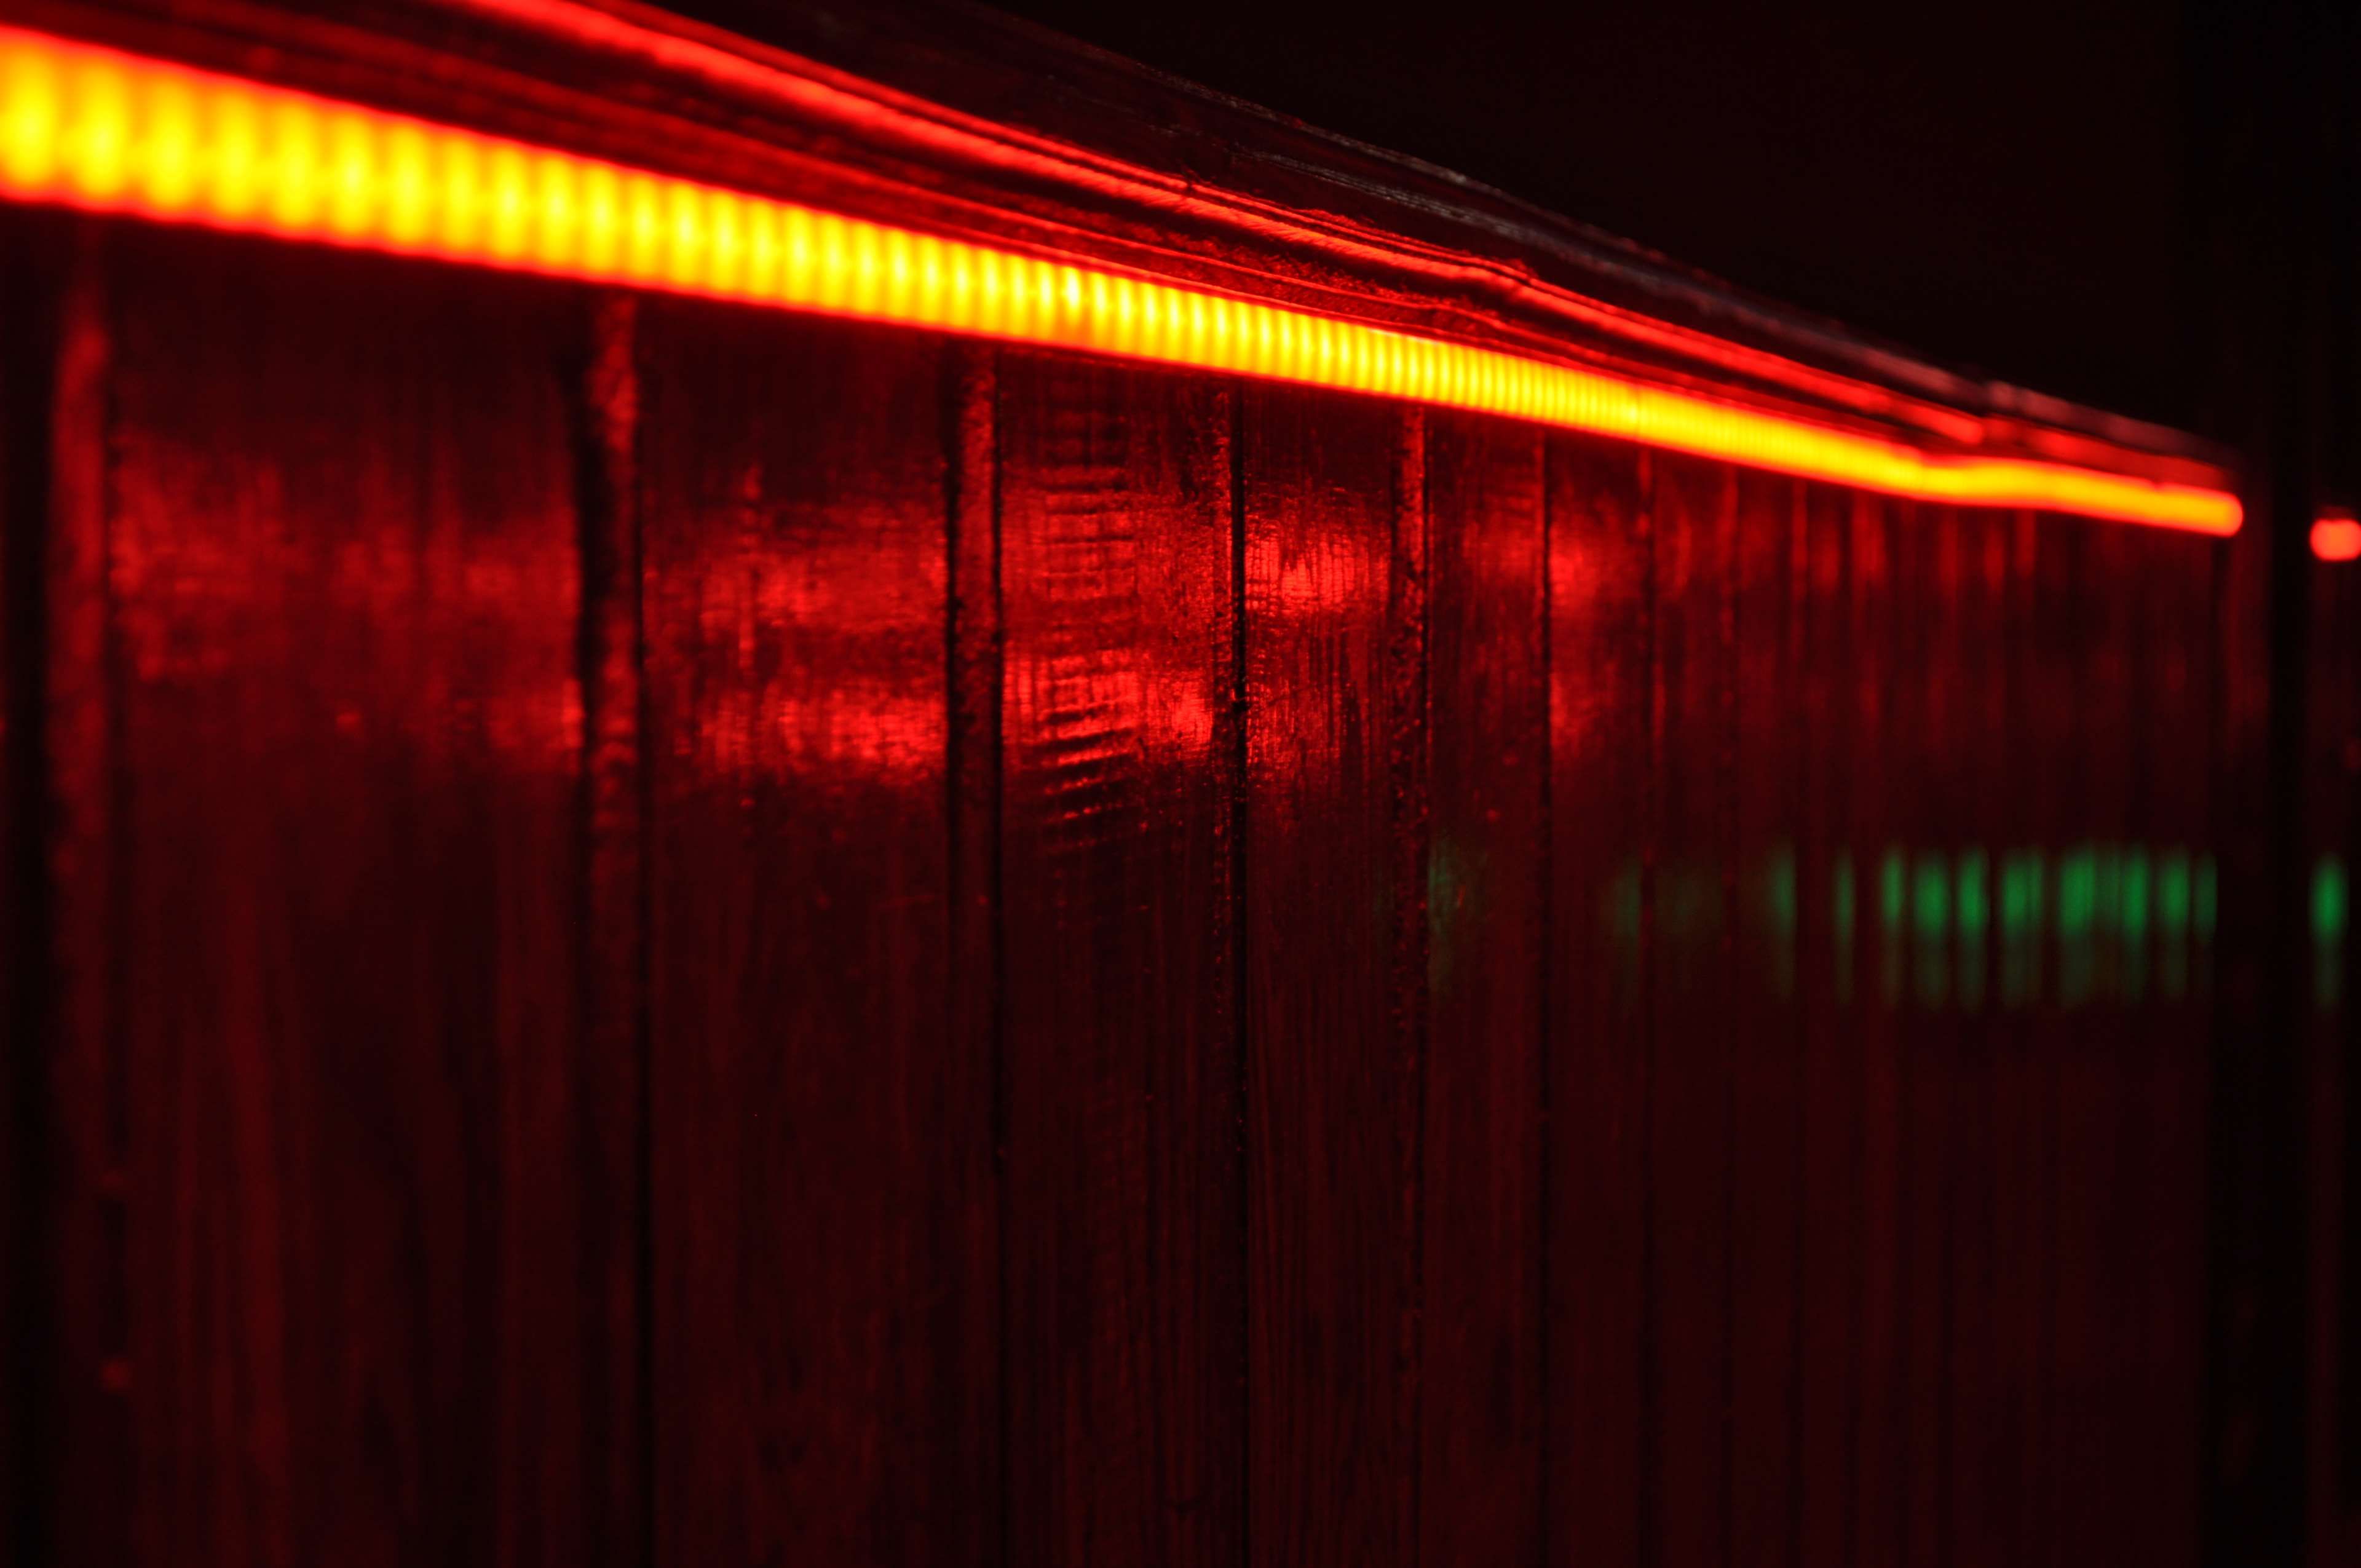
[0, 23, 2240, 536]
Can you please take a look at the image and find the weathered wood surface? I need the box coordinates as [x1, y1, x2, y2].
[1, 204, 2234, 1566]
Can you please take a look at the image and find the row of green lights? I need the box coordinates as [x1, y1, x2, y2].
[1602, 842, 2221, 1012]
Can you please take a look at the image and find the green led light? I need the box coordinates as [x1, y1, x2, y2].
[1577, 839, 2225, 1016]
[2313, 855, 2346, 944]
[1881, 846, 1906, 1005]
[2060, 845, 2096, 1008]
[2314, 855, 2346, 1013]
[1762, 843, 1798, 1000]
[1956, 849, 1989, 1010]
[2157, 853, 2191, 931]
[1833, 850, 1856, 1006]
[1998, 857, 2028, 937]
[2059, 849, 2096, 936]
[1958, 851, 1990, 938]
[1999, 852, 2038, 1008]
[2099, 845, 2127, 1002]
[2122, 850, 2152, 940]
[2122, 848, 2151, 1004]
[1914, 855, 1951, 1008]
[2194, 855, 2218, 996]
[1764, 845, 1798, 933]
[2157, 849, 2191, 1002]
[1913, 858, 1950, 936]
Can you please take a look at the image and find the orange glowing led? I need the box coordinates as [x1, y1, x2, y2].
[2316, 512, 2361, 563]
[0, 25, 2242, 536]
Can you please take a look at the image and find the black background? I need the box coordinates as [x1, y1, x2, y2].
[950, 0, 2345, 448]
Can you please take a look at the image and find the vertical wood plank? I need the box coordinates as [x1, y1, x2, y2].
[108, 235, 606, 1567]
[2145, 525, 2214, 1568]
[0, 211, 20, 1568]
[2143, 531, 2217, 1568]
[1243, 385, 1409, 1567]
[2304, 540, 2354, 1564]
[1730, 470, 1803, 1568]
[639, 309, 989, 1566]
[1387, 406, 1433, 1566]
[1795, 481, 1857, 1568]
[1544, 433, 1651, 1568]
[2118, 525, 2168, 1568]
[1418, 412, 1546, 1568]
[1945, 507, 2011, 1568]
[1849, 493, 1906, 1568]
[573, 291, 648, 1568]
[2026, 514, 2086, 1568]
[3, 210, 130, 1568]
[2055, 521, 2127, 1567]
[55, 219, 127, 1568]
[1897, 505, 1959, 1568]
[946, 340, 1008, 1568]
[997, 352, 1243, 1568]
[1650, 453, 1738, 1568]
[1991, 509, 2047, 1567]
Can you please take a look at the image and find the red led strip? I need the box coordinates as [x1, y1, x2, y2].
[0, 25, 2240, 535]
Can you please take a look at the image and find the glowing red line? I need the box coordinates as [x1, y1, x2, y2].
[0, 25, 2240, 535]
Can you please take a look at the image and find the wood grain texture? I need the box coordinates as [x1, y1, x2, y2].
[0, 210, 2245, 1568]
[2054, 521, 2124, 1568]
[1729, 469, 1803, 1568]
[1990, 509, 2046, 1568]
[1649, 453, 1738, 1568]
[1794, 481, 1856, 1568]
[572, 289, 649, 1568]
[1242, 384, 1410, 1567]
[2114, 521, 2165, 1568]
[2143, 525, 2204, 1568]
[4, 210, 133, 1568]
[2304, 542, 2354, 1566]
[0, 212, 19, 1568]
[1386, 406, 1432, 1567]
[996, 351, 1243, 1568]
[946, 339, 1008, 1568]
[2024, 513, 2083, 1568]
[1849, 494, 1906, 1568]
[1944, 507, 2011, 1568]
[1544, 434, 1651, 1568]
[2141, 529, 2215, 1568]
[55, 218, 129, 1568]
[639, 307, 991, 1566]
[1896, 505, 1956, 1568]
[1418, 411, 1547, 1568]
[107, 232, 609, 1568]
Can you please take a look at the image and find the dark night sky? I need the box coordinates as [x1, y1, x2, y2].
[973, 0, 2204, 430]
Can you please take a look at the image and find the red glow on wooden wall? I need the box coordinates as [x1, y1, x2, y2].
[0, 23, 2240, 536]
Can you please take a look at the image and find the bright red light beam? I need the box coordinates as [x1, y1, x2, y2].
[0, 25, 2240, 536]
[2315, 512, 2361, 563]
